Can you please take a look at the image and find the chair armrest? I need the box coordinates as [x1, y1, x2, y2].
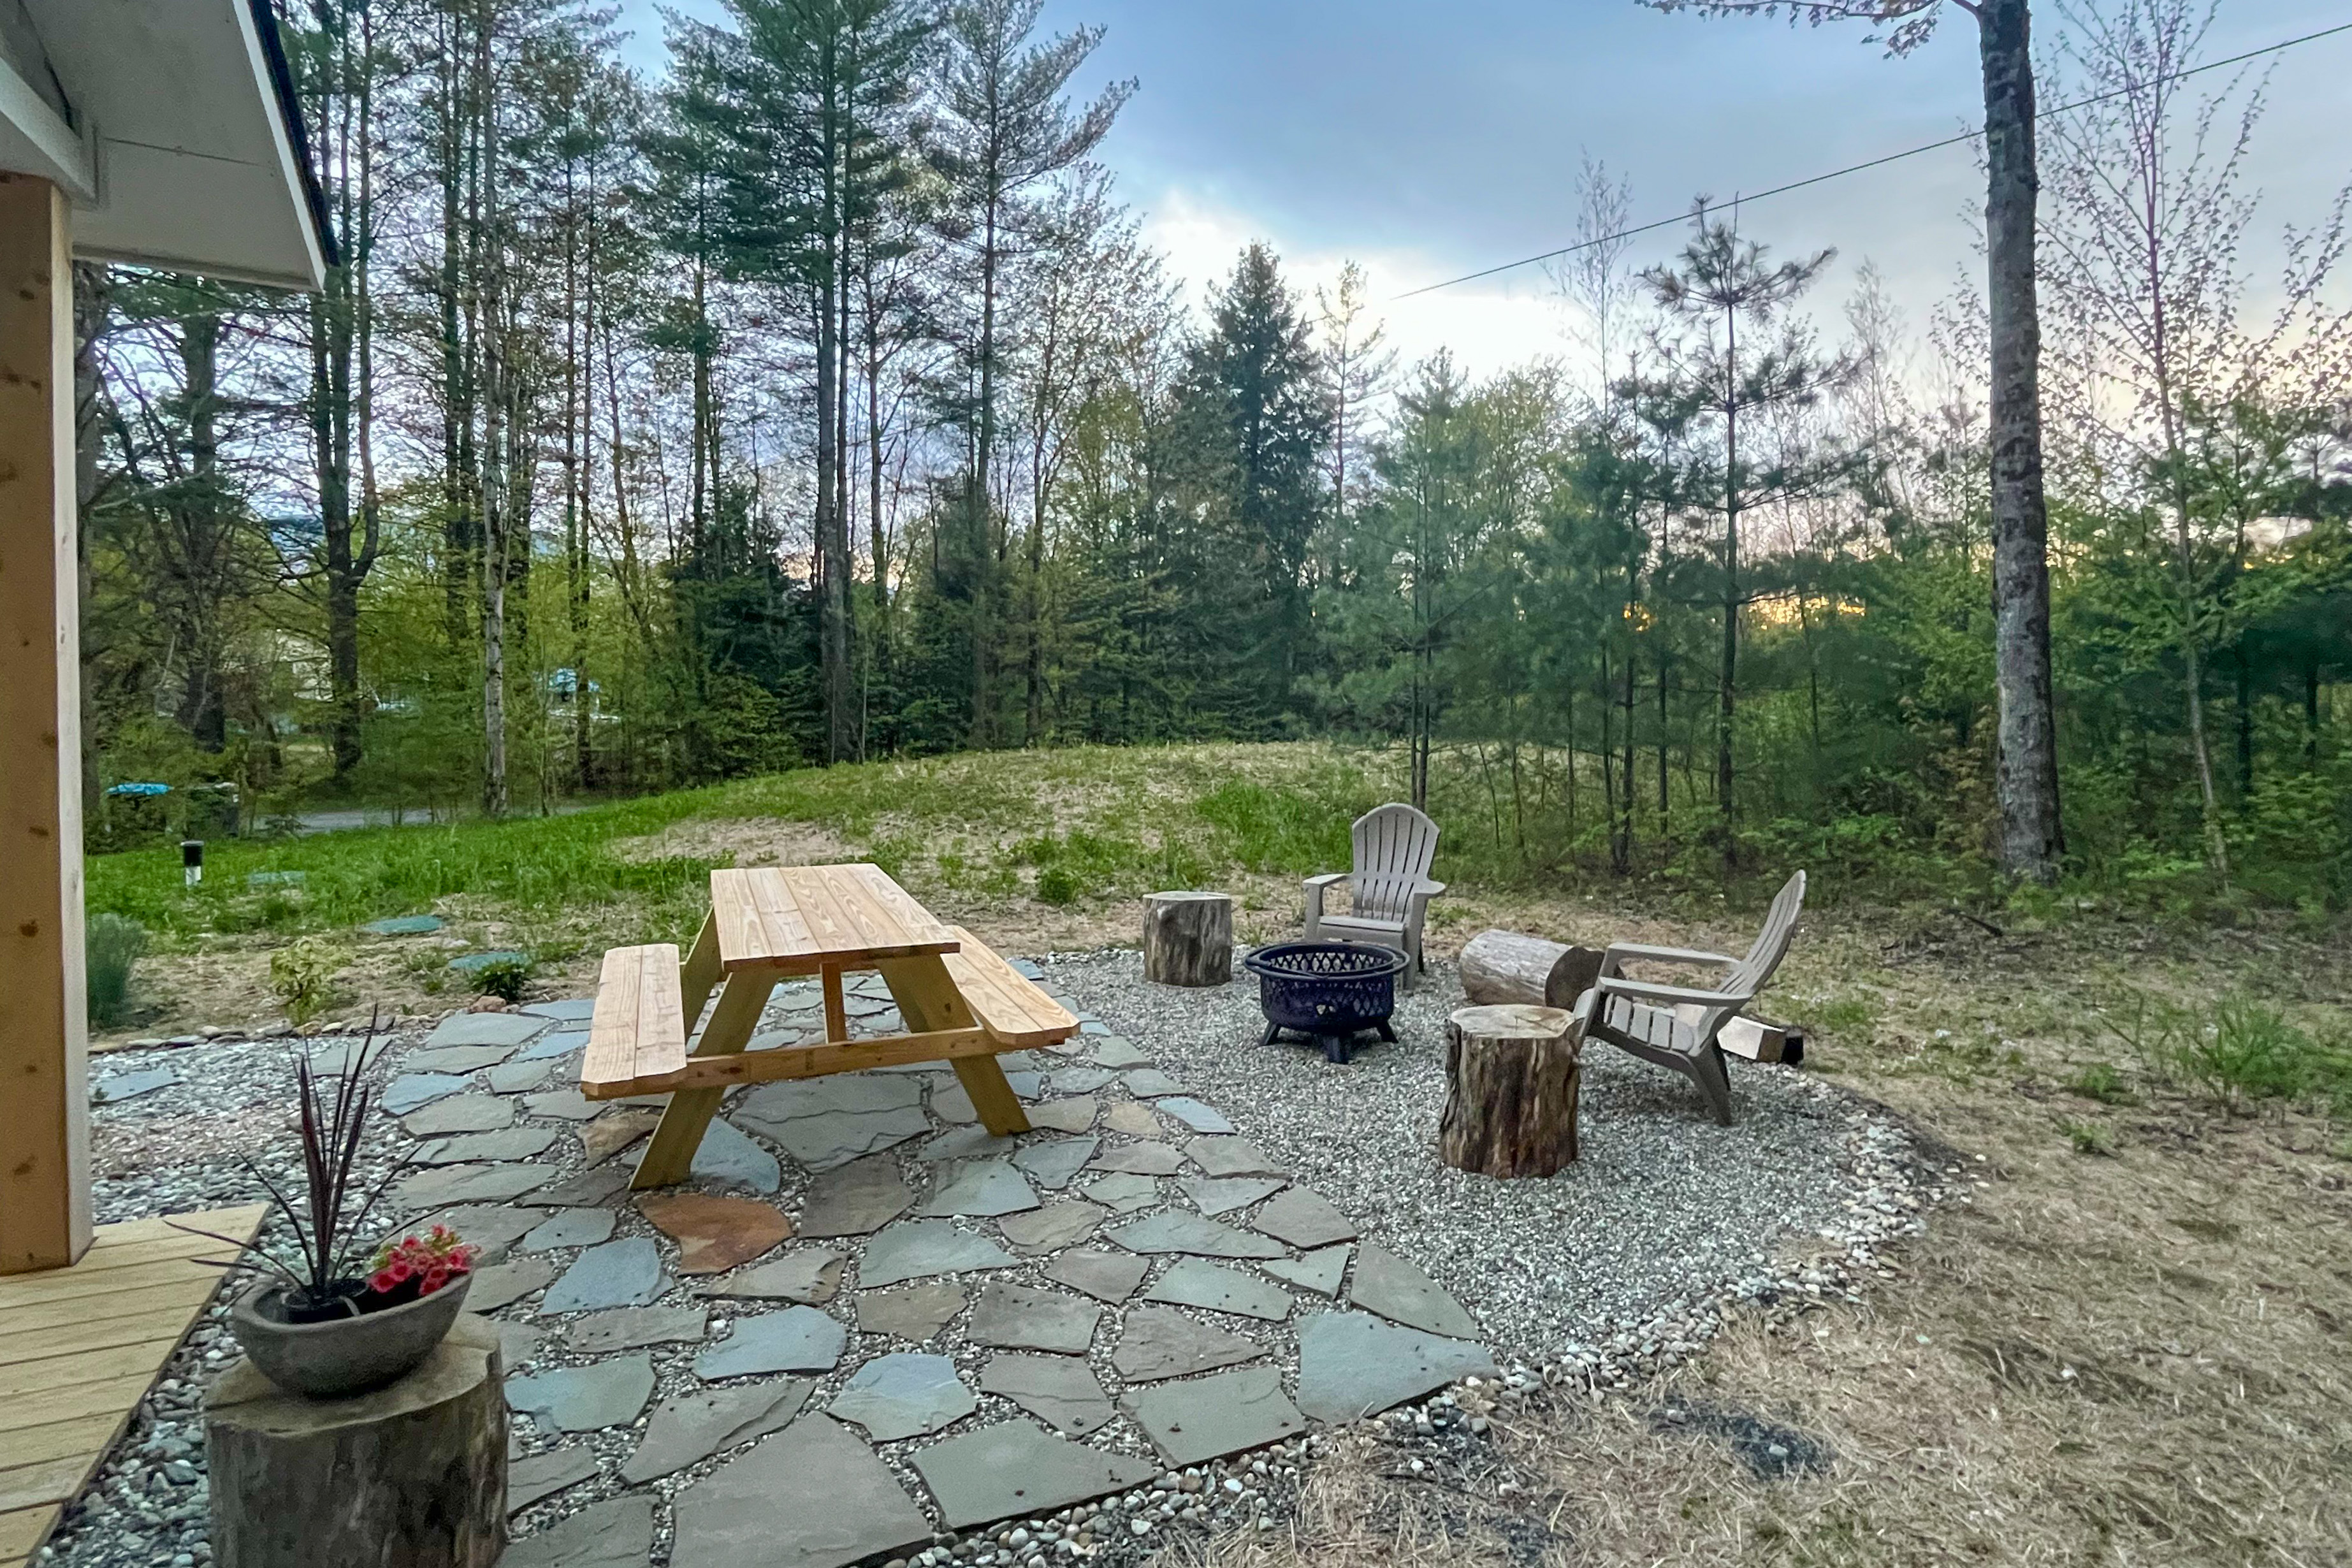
[1603, 942, 1736, 969]
[1412, 879, 1446, 897]
[1302, 873, 1347, 890]
[1595, 975, 1754, 1008]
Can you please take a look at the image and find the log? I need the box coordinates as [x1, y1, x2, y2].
[1437, 1004, 1581, 1177]
[1457, 931, 1602, 1010]
[207, 1314, 507, 1568]
[1142, 892, 1233, 987]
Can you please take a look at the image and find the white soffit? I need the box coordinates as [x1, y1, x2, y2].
[4, 0, 325, 291]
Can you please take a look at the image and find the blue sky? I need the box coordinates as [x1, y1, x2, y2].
[616, 0, 2352, 378]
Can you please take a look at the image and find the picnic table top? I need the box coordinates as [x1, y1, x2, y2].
[710, 863, 959, 975]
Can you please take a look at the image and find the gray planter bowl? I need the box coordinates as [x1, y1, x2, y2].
[229, 1275, 472, 1399]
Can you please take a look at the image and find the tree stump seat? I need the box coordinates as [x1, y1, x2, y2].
[1437, 1004, 1583, 1178]
[1143, 892, 1233, 987]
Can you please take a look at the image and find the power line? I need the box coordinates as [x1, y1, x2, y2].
[1393, 18, 2352, 301]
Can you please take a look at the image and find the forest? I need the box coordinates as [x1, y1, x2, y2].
[75, 0, 2352, 911]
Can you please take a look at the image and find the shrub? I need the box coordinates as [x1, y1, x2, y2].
[270, 937, 346, 1028]
[2061, 1119, 2114, 1156]
[2106, 989, 2352, 1117]
[2066, 1061, 2137, 1105]
[85, 913, 148, 1029]
[474, 957, 531, 1003]
[1034, 865, 1081, 906]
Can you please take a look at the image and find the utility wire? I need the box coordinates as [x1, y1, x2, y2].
[1393, 18, 2352, 301]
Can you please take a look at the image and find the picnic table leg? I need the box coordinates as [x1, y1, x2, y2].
[821, 966, 848, 1041]
[876, 954, 1030, 1137]
[679, 912, 723, 1031]
[632, 968, 774, 1189]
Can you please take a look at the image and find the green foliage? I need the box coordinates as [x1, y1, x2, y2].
[2104, 989, 2352, 1117]
[1033, 866, 1082, 906]
[85, 913, 149, 1029]
[472, 957, 532, 1004]
[2066, 1061, 2137, 1105]
[2061, 1120, 2116, 1157]
[270, 938, 348, 1028]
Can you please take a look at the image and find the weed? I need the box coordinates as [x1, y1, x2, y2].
[473, 957, 531, 1003]
[2103, 989, 2352, 1117]
[270, 937, 347, 1027]
[85, 913, 148, 1028]
[1817, 995, 1877, 1041]
[2067, 1061, 2137, 1105]
[1034, 865, 1081, 906]
[2061, 1119, 2115, 1156]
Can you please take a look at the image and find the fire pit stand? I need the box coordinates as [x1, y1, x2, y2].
[1242, 941, 1411, 1063]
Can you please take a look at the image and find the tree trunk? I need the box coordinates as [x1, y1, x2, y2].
[1437, 1004, 1581, 1177]
[1142, 892, 1233, 987]
[1979, 0, 2065, 885]
[1457, 931, 1602, 1011]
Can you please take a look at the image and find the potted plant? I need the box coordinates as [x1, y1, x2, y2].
[182, 1024, 480, 1398]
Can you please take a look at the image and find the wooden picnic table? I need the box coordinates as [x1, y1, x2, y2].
[584, 864, 1078, 1190]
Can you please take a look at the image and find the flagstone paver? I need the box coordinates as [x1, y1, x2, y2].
[1101, 1102, 1161, 1137]
[1110, 1307, 1266, 1381]
[1024, 1096, 1098, 1133]
[1155, 1097, 1235, 1134]
[1122, 1069, 1185, 1098]
[639, 1193, 792, 1274]
[826, 1352, 976, 1441]
[403, 1094, 514, 1136]
[671, 1417, 930, 1568]
[568, 1303, 709, 1353]
[916, 1125, 1003, 1163]
[522, 998, 598, 1022]
[504, 1496, 655, 1568]
[1251, 1186, 1358, 1249]
[917, 1159, 1038, 1218]
[425, 1203, 542, 1257]
[1186, 1138, 1286, 1179]
[622, 1381, 811, 1484]
[426, 1011, 549, 1048]
[580, 1109, 663, 1166]
[522, 1087, 602, 1121]
[967, 1282, 1102, 1354]
[498, 1319, 548, 1367]
[1089, 1037, 1152, 1068]
[1088, 1142, 1185, 1176]
[543, 1237, 667, 1313]
[1122, 1366, 1305, 1465]
[486, 1057, 562, 1094]
[534, 1165, 630, 1207]
[1009, 1136, 1098, 1190]
[382, 1073, 474, 1115]
[508, 1354, 657, 1432]
[857, 1221, 1015, 1288]
[1042, 1248, 1149, 1304]
[1294, 1311, 1496, 1423]
[1109, 1210, 1286, 1260]
[413, 1126, 563, 1166]
[1261, 1245, 1351, 1298]
[1179, 1177, 1286, 1217]
[507, 1446, 598, 1513]
[1143, 1258, 1293, 1321]
[515, 1028, 590, 1062]
[998, 1199, 1107, 1254]
[735, 1076, 931, 1171]
[391, 1161, 552, 1210]
[978, 1353, 1115, 1437]
[702, 1250, 845, 1303]
[519, 1208, 617, 1251]
[1080, 1173, 1161, 1214]
[1347, 1242, 1481, 1339]
[695, 1306, 848, 1378]
[691, 1117, 784, 1194]
[406, 1043, 524, 1075]
[1046, 1066, 1115, 1095]
[469, 1257, 556, 1312]
[855, 1281, 966, 1340]
[910, 1421, 1158, 1531]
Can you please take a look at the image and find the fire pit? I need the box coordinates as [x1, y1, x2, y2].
[1242, 941, 1410, 1063]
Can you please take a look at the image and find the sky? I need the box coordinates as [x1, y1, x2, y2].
[613, 0, 2352, 384]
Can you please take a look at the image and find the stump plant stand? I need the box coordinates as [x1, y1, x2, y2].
[1142, 891, 1233, 987]
[1437, 1004, 1583, 1178]
[206, 1314, 506, 1568]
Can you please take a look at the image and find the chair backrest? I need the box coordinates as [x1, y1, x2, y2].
[1725, 870, 1806, 998]
[1350, 803, 1440, 921]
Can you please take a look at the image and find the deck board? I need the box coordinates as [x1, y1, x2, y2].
[0, 1205, 263, 1564]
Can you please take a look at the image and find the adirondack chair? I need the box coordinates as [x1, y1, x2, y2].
[1572, 871, 1806, 1125]
[1303, 803, 1446, 980]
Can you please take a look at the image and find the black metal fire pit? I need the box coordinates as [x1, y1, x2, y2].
[1242, 941, 1410, 1063]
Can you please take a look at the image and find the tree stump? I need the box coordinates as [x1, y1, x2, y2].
[1143, 892, 1233, 987]
[207, 1314, 506, 1568]
[1458, 930, 1602, 1011]
[1437, 1005, 1582, 1177]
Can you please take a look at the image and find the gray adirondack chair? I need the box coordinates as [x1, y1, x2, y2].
[1572, 871, 1806, 1125]
[1303, 803, 1446, 980]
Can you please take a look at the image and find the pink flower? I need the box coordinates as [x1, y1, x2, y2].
[370, 1269, 398, 1293]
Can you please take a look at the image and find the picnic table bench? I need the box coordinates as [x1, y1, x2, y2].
[583, 864, 1077, 1189]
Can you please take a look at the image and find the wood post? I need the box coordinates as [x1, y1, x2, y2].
[0, 173, 90, 1275]
[1457, 931, 1602, 1012]
[1142, 892, 1232, 987]
[206, 1315, 507, 1568]
[1437, 1005, 1582, 1178]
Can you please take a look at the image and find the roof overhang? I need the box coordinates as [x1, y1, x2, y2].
[0, 0, 328, 291]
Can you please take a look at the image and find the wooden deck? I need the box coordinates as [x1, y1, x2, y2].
[0, 1206, 264, 1568]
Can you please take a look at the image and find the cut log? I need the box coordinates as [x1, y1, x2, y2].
[1142, 892, 1233, 987]
[1457, 931, 1602, 1010]
[1437, 1004, 1581, 1178]
[206, 1314, 506, 1568]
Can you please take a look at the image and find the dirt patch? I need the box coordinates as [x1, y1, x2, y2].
[606, 816, 856, 868]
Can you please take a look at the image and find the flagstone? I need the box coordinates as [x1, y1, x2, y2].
[1008, 1137, 1098, 1191]
[382, 1073, 473, 1116]
[1101, 1103, 1161, 1138]
[519, 1208, 617, 1251]
[86, 1064, 173, 1105]
[1142, 1258, 1293, 1321]
[976, 1353, 1114, 1437]
[1023, 1096, 1097, 1133]
[736, 1075, 931, 1171]
[363, 914, 444, 938]
[1293, 1311, 1495, 1423]
[1347, 1242, 1481, 1339]
[855, 1281, 965, 1340]
[569, 1303, 709, 1353]
[1250, 1186, 1357, 1249]
[1260, 1245, 1351, 1298]
[515, 1028, 591, 1063]
[521, 998, 597, 1022]
[671, 1417, 929, 1568]
[695, 1306, 848, 1379]
[1154, 1098, 1234, 1135]
[691, 1117, 783, 1194]
[403, 1094, 514, 1137]
[1089, 1036, 1151, 1068]
[506, 1446, 597, 1513]
[542, 1238, 666, 1313]
[534, 1165, 630, 1207]
[997, 1199, 1107, 1254]
[640, 1192, 792, 1274]
[497, 1320, 548, 1367]
[701, 1249, 845, 1303]
[827, 1352, 976, 1441]
[1108, 1210, 1285, 1259]
[929, 1080, 978, 1123]
[504, 1496, 653, 1568]
[427, 1011, 549, 1048]
[915, 1124, 1004, 1163]
[1041, 1248, 1148, 1304]
[797, 1155, 914, 1237]
[521, 1087, 602, 1121]
[467, 1257, 556, 1312]
[622, 1380, 811, 1484]
[406, 1043, 522, 1075]
[857, 1220, 1016, 1288]
[1123, 1366, 1304, 1466]
[421, 1203, 541, 1258]
[1186, 1138, 1286, 1179]
[412, 1127, 562, 1166]
[918, 1159, 1038, 1219]
[1121, 1069, 1184, 1098]
[910, 1421, 1158, 1531]
[966, 1282, 1101, 1354]
[1089, 1142, 1184, 1176]
[486, 1057, 562, 1094]
[1179, 1177, 1285, 1217]
[579, 1108, 663, 1166]
[1109, 1307, 1267, 1382]
[390, 1161, 551, 1210]
[1046, 1066, 1115, 1095]
[507, 1353, 656, 1432]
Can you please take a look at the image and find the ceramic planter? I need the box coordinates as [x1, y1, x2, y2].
[229, 1275, 472, 1398]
